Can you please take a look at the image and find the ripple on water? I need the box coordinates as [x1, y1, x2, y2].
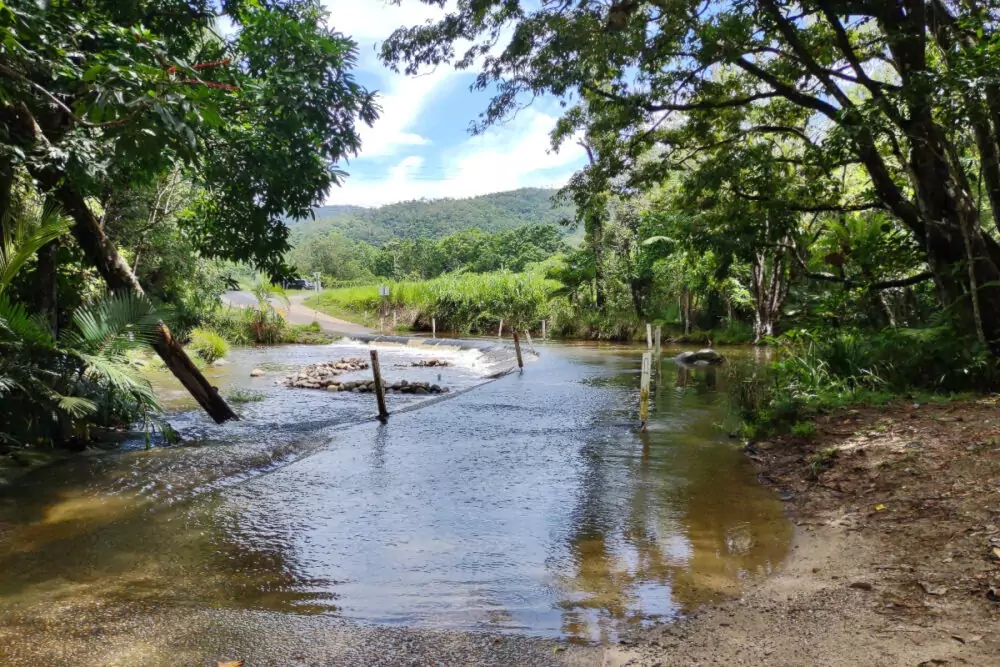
[0, 343, 791, 664]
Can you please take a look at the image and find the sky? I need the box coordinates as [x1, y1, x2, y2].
[321, 0, 587, 208]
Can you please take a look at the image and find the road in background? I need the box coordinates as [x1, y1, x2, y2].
[221, 290, 369, 335]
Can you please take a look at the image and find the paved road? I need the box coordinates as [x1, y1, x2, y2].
[221, 290, 369, 335]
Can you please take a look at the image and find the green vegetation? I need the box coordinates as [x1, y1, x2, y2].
[376, 0, 1000, 418]
[306, 270, 559, 334]
[728, 325, 995, 436]
[187, 328, 230, 364]
[288, 222, 567, 284]
[288, 188, 573, 246]
[0, 0, 376, 442]
[1, 203, 168, 448]
[227, 388, 266, 404]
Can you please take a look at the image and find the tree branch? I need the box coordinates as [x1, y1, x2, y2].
[805, 270, 933, 289]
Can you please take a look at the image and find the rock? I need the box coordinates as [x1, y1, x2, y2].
[414, 387, 428, 395]
[918, 581, 948, 596]
[326, 384, 339, 391]
[212, 359, 229, 367]
[250, 368, 265, 377]
[675, 348, 724, 365]
[849, 581, 873, 591]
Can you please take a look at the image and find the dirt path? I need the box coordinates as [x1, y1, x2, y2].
[221, 290, 369, 335]
[607, 399, 1000, 666]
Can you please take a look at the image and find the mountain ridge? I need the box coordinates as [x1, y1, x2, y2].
[289, 187, 576, 246]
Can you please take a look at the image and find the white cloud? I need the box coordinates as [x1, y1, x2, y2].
[321, 1, 586, 206]
[329, 108, 586, 207]
[325, 0, 457, 157]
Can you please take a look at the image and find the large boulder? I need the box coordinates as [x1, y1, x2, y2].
[675, 348, 725, 365]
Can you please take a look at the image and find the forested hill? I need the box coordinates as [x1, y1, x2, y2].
[289, 188, 575, 246]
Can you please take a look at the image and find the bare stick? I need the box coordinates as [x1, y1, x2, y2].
[640, 352, 651, 431]
[370, 349, 389, 422]
[513, 331, 524, 371]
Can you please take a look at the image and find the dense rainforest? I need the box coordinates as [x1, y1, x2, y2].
[289, 187, 576, 245]
[4, 0, 1000, 450]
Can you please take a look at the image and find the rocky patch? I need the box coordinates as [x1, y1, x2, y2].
[410, 359, 451, 368]
[278, 358, 369, 389]
[326, 379, 449, 395]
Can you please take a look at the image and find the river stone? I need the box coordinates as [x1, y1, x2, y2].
[250, 368, 265, 377]
[675, 348, 724, 365]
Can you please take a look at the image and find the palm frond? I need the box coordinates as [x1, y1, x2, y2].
[0, 293, 55, 347]
[73, 351, 158, 404]
[0, 201, 71, 293]
[55, 394, 98, 418]
[63, 291, 161, 354]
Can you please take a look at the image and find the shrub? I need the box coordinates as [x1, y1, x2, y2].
[187, 327, 230, 363]
[728, 323, 998, 437]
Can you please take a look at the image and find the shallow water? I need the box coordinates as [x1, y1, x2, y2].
[0, 341, 790, 662]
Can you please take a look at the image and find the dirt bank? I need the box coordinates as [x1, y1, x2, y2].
[608, 398, 1000, 666]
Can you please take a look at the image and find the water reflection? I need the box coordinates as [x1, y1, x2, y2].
[555, 355, 789, 641]
[0, 343, 790, 663]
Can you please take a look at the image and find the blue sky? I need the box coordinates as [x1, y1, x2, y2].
[322, 0, 587, 207]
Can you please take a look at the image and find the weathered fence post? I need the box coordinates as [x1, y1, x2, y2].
[370, 349, 389, 422]
[379, 317, 385, 334]
[393, 311, 397, 330]
[646, 323, 653, 349]
[542, 319, 547, 340]
[639, 352, 651, 431]
[513, 331, 524, 371]
[499, 319, 504, 338]
[654, 326, 662, 357]
[432, 317, 436, 339]
[526, 330, 536, 355]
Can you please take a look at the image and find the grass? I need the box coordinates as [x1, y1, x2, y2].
[187, 327, 230, 363]
[808, 447, 839, 477]
[281, 322, 338, 344]
[227, 388, 266, 403]
[304, 270, 560, 334]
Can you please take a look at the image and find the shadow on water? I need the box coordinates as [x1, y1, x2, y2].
[0, 342, 790, 663]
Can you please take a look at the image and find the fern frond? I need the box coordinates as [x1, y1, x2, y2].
[0, 201, 71, 293]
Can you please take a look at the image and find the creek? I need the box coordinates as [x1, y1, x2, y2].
[0, 340, 790, 664]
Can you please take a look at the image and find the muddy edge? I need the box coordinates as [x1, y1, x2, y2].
[606, 399, 1000, 667]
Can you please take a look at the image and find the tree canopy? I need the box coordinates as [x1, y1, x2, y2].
[382, 0, 1000, 344]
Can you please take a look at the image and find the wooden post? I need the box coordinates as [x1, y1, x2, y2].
[380, 316, 384, 333]
[393, 311, 397, 330]
[640, 352, 651, 431]
[432, 317, 436, 338]
[654, 326, 662, 356]
[513, 331, 524, 371]
[646, 323, 652, 349]
[525, 330, 536, 355]
[542, 319, 547, 340]
[370, 349, 389, 422]
[499, 319, 504, 338]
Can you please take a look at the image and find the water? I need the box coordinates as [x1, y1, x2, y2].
[0, 341, 790, 662]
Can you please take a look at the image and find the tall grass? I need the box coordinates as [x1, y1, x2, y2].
[729, 323, 998, 437]
[304, 271, 560, 334]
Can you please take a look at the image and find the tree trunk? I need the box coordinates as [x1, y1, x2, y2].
[50, 181, 237, 423]
[750, 249, 789, 344]
[904, 118, 1000, 341]
[4, 102, 237, 423]
[36, 240, 58, 335]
